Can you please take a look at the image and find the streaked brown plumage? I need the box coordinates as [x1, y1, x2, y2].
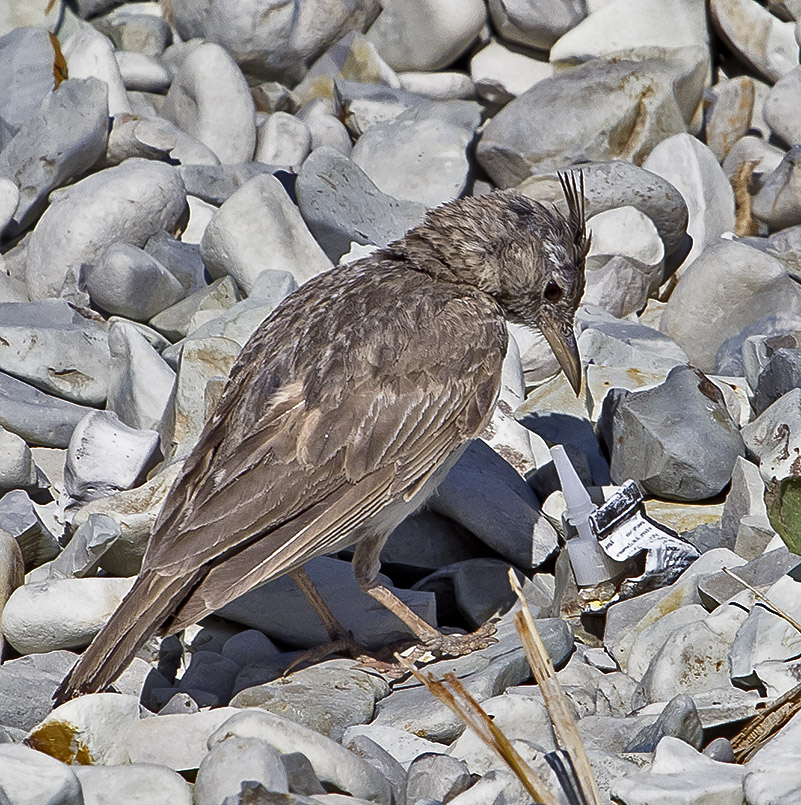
[54, 174, 588, 704]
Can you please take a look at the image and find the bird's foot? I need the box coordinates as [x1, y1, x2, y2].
[407, 619, 499, 661]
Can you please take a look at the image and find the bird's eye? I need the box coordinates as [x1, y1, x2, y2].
[543, 281, 562, 302]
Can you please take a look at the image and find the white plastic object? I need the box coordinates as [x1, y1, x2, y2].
[550, 444, 620, 586]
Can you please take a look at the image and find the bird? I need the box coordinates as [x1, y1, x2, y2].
[54, 172, 588, 704]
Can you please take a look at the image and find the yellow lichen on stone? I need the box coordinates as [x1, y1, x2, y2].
[27, 720, 93, 765]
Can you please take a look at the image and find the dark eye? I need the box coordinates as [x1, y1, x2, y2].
[544, 281, 562, 302]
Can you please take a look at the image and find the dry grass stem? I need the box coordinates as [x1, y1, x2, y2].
[395, 655, 562, 805]
[722, 567, 801, 635]
[509, 569, 604, 805]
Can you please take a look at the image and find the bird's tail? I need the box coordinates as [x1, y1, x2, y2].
[53, 570, 197, 706]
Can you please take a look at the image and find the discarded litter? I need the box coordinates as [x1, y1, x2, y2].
[550, 445, 700, 600]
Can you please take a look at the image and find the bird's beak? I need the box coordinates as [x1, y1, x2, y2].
[540, 320, 582, 395]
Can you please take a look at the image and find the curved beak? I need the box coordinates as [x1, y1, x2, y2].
[540, 320, 582, 395]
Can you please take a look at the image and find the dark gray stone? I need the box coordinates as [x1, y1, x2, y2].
[755, 348, 801, 415]
[603, 365, 745, 501]
[178, 162, 279, 206]
[714, 314, 801, 377]
[624, 694, 703, 753]
[405, 753, 473, 804]
[345, 735, 407, 805]
[0, 490, 59, 571]
[296, 146, 425, 262]
[177, 651, 240, 705]
[0, 371, 95, 448]
[0, 650, 77, 731]
[144, 231, 208, 295]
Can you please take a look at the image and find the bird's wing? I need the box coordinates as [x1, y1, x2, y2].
[143, 266, 507, 613]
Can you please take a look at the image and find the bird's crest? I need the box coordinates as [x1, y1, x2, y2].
[558, 170, 590, 261]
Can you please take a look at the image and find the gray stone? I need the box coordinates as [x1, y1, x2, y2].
[704, 737, 736, 763]
[0, 372, 92, 447]
[662, 240, 801, 372]
[200, 174, 331, 294]
[351, 101, 480, 208]
[0, 78, 108, 233]
[342, 723, 443, 768]
[46, 513, 120, 580]
[723, 135, 786, 190]
[0, 27, 60, 150]
[0, 490, 59, 571]
[611, 736, 746, 805]
[142, 231, 207, 296]
[280, 752, 327, 796]
[430, 440, 558, 568]
[366, 0, 485, 72]
[160, 42, 255, 164]
[398, 70, 476, 101]
[470, 38, 553, 105]
[714, 313, 801, 378]
[0, 650, 76, 732]
[149, 277, 240, 342]
[254, 112, 311, 170]
[222, 629, 279, 667]
[604, 547, 745, 670]
[577, 317, 688, 375]
[764, 65, 801, 147]
[643, 133, 735, 272]
[195, 735, 288, 805]
[710, 0, 798, 82]
[252, 81, 299, 115]
[633, 599, 749, 707]
[578, 714, 657, 753]
[341, 737, 405, 804]
[2, 576, 134, 654]
[217, 555, 435, 649]
[24, 158, 186, 300]
[94, 7, 172, 57]
[0, 427, 37, 494]
[756, 348, 801, 416]
[305, 112, 353, 155]
[706, 76, 764, 162]
[604, 365, 745, 501]
[85, 243, 186, 322]
[0, 743, 83, 805]
[624, 694, 703, 753]
[742, 388, 801, 482]
[477, 56, 699, 188]
[231, 659, 389, 741]
[744, 709, 801, 804]
[208, 709, 392, 805]
[752, 145, 801, 231]
[70, 461, 181, 578]
[405, 753, 472, 803]
[74, 763, 193, 805]
[176, 651, 240, 705]
[720, 456, 771, 554]
[550, 0, 709, 67]
[518, 161, 689, 256]
[296, 147, 425, 262]
[168, 0, 379, 86]
[62, 25, 131, 118]
[63, 411, 160, 507]
[378, 510, 488, 575]
[106, 321, 176, 435]
[489, 0, 586, 51]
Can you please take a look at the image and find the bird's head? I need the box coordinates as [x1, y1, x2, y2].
[395, 172, 588, 394]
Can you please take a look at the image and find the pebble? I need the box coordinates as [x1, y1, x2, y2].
[0, 426, 37, 493]
[84, 243, 186, 322]
[74, 763, 193, 805]
[2, 576, 135, 655]
[0, 489, 60, 570]
[470, 39, 553, 105]
[351, 101, 480, 207]
[25, 158, 186, 300]
[208, 709, 393, 805]
[160, 42, 256, 164]
[661, 240, 801, 372]
[489, 0, 586, 51]
[0, 77, 109, 234]
[296, 146, 425, 262]
[742, 388, 801, 483]
[366, 0, 486, 72]
[642, 132, 736, 271]
[200, 174, 332, 294]
[478, 56, 695, 188]
[63, 410, 160, 508]
[752, 145, 801, 231]
[0, 743, 83, 805]
[254, 111, 311, 170]
[603, 365, 745, 501]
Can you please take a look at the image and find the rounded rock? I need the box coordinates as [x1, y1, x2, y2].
[25, 159, 186, 300]
[160, 42, 256, 164]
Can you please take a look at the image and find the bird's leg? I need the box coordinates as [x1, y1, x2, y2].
[285, 567, 397, 673]
[351, 533, 498, 657]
